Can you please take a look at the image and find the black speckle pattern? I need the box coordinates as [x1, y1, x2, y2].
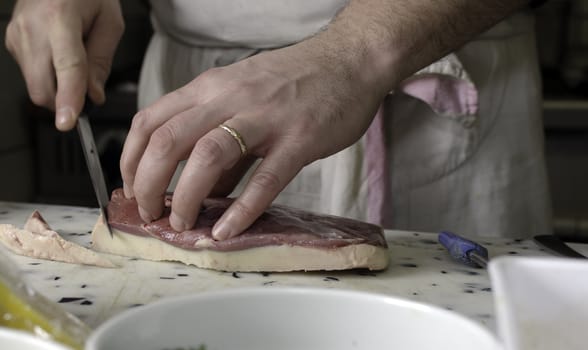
[356, 270, 377, 277]
[419, 239, 437, 245]
[323, 276, 339, 282]
[0, 201, 554, 331]
[400, 263, 418, 268]
[58, 297, 85, 303]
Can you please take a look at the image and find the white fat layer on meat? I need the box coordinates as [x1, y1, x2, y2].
[91, 216, 389, 272]
[0, 211, 116, 268]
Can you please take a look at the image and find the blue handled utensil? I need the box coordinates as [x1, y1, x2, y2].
[438, 231, 489, 268]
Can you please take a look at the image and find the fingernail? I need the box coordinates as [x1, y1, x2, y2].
[212, 221, 233, 241]
[56, 107, 74, 129]
[138, 206, 154, 223]
[170, 212, 190, 232]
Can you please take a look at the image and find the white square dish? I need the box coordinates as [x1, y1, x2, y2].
[489, 256, 588, 350]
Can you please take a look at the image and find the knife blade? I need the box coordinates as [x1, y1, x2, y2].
[77, 113, 113, 238]
[533, 235, 587, 259]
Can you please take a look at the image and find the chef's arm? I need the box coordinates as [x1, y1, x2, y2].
[318, 0, 530, 93]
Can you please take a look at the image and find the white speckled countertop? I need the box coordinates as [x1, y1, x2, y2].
[0, 201, 556, 333]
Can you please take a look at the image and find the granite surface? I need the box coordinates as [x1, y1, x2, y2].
[0, 201, 558, 333]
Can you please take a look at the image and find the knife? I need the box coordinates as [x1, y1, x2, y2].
[533, 235, 587, 259]
[77, 113, 113, 238]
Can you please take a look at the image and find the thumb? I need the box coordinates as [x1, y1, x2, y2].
[85, 5, 124, 106]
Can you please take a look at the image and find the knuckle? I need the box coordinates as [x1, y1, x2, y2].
[194, 67, 223, 89]
[53, 54, 86, 72]
[231, 200, 257, 220]
[192, 137, 225, 168]
[5, 17, 35, 54]
[111, 16, 125, 36]
[148, 124, 178, 158]
[4, 23, 17, 52]
[130, 109, 154, 134]
[250, 170, 281, 193]
[47, 1, 69, 16]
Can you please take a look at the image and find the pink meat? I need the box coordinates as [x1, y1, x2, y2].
[107, 189, 387, 252]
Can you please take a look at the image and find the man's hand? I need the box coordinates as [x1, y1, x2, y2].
[5, 0, 124, 131]
[120, 0, 529, 240]
[120, 35, 388, 240]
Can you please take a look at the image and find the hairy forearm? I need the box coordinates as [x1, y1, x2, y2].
[315, 0, 529, 95]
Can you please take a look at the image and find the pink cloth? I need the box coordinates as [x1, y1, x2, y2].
[364, 73, 479, 225]
[399, 74, 478, 118]
[365, 106, 388, 224]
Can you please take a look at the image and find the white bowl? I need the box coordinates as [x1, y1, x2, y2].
[0, 327, 71, 350]
[86, 287, 500, 350]
[489, 256, 588, 350]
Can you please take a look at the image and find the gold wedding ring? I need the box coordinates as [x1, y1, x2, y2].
[219, 124, 248, 156]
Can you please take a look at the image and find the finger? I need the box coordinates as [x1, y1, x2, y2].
[131, 104, 230, 222]
[212, 148, 303, 240]
[120, 78, 246, 199]
[169, 118, 264, 232]
[6, 23, 57, 109]
[120, 87, 202, 199]
[85, 3, 124, 105]
[19, 53, 57, 110]
[49, 16, 87, 131]
[209, 155, 257, 197]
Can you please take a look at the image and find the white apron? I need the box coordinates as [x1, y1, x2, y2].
[138, 1, 552, 238]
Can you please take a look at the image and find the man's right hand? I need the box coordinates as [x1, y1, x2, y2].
[5, 0, 124, 131]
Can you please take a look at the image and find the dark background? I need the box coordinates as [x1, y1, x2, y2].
[0, 0, 586, 236]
